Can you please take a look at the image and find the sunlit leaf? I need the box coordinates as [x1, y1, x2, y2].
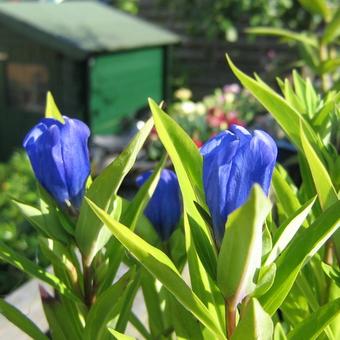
[45, 91, 65, 123]
[85, 198, 225, 339]
[0, 299, 48, 340]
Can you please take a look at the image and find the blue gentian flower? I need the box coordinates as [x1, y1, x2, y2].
[201, 125, 277, 245]
[23, 116, 90, 209]
[136, 169, 182, 241]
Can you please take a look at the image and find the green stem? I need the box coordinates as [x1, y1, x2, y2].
[226, 300, 236, 339]
[319, 43, 330, 92]
[82, 257, 94, 307]
[324, 239, 335, 303]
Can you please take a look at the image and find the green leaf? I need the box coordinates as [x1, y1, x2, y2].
[274, 323, 287, 340]
[232, 298, 273, 340]
[252, 263, 276, 298]
[149, 98, 221, 323]
[13, 200, 54, 239]
[98, 157, 166, 293]
[45, 91, 65, 123]
[321, 262, 340, 287]
[40, 296, 68, 340]
[300, 124, 338, 210]
[184, 212, 225, 332]
[245, 27, 318, 48]
[140, 270, 165, 337]
[164, 289, 204, 340]
[260, 200, 340, 315]
[323, 7, 340, 44]
[108, 328, 135, 340]
[85, 268, 135, 340]
[0, 240, 80, 303]
[298, 0, 331, 21]
[312, 99, 336, 127]
[262, 223, 273, 259]
[38, 185, 70, 244]
[217, 185, 272, 307]
[226, 55, 318, 152]
[40, 290, 83, 340]
[85, 198, 225, 339]
[39, 237, 82, 296]
[148, 98, 205, 206]
[292, 70, 307, 104]
[280, 78, 305, 113]
[287, 298, 340, 340]
[272, 166, 301, 220]
[264, 197, 316, 266]
[115, 271, 141, 333]
[304, 78, 319, 117]
[129, 313, 151, 340]
[0, 299, 48, 340]
[76, 118, 153, 264]
[121, 154, 166, 229]
[319, 58, 340, 74]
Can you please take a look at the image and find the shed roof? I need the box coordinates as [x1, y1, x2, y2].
[0, 1, 180, 59]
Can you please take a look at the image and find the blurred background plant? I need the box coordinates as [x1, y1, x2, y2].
[112, 0, 139, 14]
[154, 0, 324, 42]
[0, 151, 45, 294]
[145, 84, 285, 160]
[247, 0, 340, 92]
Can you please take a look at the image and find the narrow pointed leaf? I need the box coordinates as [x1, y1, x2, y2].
[299, 0, 330, 21]
[323, 7, 340, 43]
[108, 328, 135, 340]
[85, 198, 225, 339]
[45, 91, 64, 123]
[76, 118, 153, 264]
[85, 269, 135, 340]
[217, 185, 272, 306]
[226, 55, 318, 152]
[300, 126, 338, 210]
[246, 27, 318, 48]
[149, 98, 216, 256]
[287, 298, 340, 340]
[98, 157, 166, 293]
[272, 166, 301, 220]
[265, 196, 316, 266]
[260, 200, 340, 315]
[0, 241, 80, 303]
[232, 298, 273, 340]
[0, 299, 48, 340]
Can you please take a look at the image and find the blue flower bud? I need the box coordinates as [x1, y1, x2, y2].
[136, 169, 182, 241]
[201, 125, 277, 245]
[23, 116, 90, 209]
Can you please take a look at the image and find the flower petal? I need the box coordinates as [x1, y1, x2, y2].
[60, 117, 90, 208]
[201, 125, 277, 245]
[25, 123, 69, 204]
[136, 169, 181, 241]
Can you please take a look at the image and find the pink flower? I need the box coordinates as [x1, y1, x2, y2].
[223, 84, 241, 94]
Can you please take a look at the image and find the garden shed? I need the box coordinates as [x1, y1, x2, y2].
[0, 1, 179, 160]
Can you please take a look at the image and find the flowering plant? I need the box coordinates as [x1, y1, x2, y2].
[0, 57, 339, 340]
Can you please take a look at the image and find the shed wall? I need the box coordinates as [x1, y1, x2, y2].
[0, 24, 84, 160]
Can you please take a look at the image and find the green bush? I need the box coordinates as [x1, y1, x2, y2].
[0, 151, 43, 294]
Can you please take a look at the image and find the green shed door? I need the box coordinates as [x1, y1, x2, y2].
[89, 48, 163, 134]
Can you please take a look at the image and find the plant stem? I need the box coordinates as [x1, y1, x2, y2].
[319, 43, 330, 92]
[225, 300, 236, 338]
[82, 257, 93, 307]
[324, 240, 336, 303]
[325, 239, 334, 266]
